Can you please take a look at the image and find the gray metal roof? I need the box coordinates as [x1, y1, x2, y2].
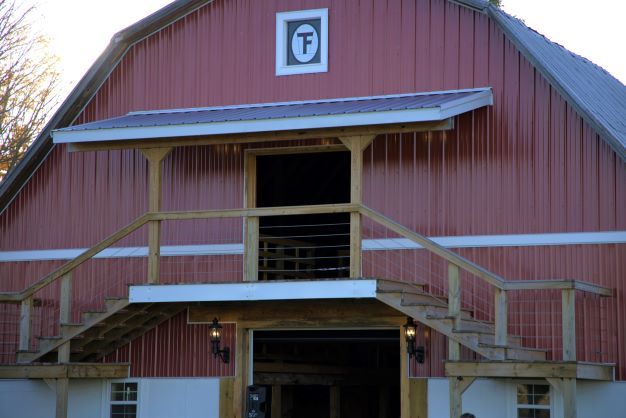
[52, 89, 493, 143]
[489, 7, 626, 161]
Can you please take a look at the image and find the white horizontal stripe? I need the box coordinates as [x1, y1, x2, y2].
[129, 279, 378, 303]
[1, 231, 624, 262]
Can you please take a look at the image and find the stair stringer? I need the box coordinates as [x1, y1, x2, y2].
[376, 289, 546, 361]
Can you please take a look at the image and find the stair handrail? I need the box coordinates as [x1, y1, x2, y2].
[358, 204, 612, 296]
[359, 203, 612, 361]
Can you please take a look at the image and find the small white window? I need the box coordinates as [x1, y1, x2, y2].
[110, 382, 138, 418]
[516, 383, 551, 418]
[275, 8, 328, 76]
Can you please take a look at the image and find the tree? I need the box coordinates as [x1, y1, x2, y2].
[0, 0, 59, 179]
[489, 0, 502, 7]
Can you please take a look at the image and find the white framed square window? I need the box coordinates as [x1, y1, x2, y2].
[515, 382, 552, 418]
[108, 381, 139, 418]
[275, 8, 328, 76]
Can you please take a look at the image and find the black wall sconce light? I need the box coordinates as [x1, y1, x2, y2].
[209, 318, 230, 363]
[404, 317, 425, 363]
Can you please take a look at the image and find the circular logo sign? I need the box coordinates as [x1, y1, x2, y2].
[291, 23, 319, 63]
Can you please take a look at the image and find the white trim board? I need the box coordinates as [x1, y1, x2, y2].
[129, 279, 378, 303]
[1, 231, 624, 262]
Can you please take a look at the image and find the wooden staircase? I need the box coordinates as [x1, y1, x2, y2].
[18, 299, 186, 364]
[375, 279, 547, 361]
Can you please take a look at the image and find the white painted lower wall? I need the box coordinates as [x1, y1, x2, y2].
[0, 378, 220, 418]
[427, 378, 626, 418]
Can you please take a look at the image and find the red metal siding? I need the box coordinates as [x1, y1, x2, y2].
[103, 311, 236, 377]
[0, 0, 624, 378]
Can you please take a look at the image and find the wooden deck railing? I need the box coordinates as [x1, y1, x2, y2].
[0, 203, 612, 362]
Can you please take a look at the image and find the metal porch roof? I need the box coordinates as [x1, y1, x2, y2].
[51, 88, 493, 143]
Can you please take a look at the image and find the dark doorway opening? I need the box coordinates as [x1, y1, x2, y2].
[256, 152, 351, 280]
[252, 329, 401, 418]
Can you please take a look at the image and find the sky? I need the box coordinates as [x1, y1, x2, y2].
[26, 0, 626, 102]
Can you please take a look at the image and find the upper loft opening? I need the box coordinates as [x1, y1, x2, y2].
[256, 152, 350, 281]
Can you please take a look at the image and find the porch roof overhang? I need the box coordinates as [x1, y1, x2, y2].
[51, 88, 493, 146]
[129, 279, 379, 303]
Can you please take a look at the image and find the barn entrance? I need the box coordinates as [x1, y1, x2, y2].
[255, 151, 351, 280]
[252, 329, 401, 418]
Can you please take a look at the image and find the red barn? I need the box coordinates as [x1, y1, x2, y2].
[0, 1, 624, 417]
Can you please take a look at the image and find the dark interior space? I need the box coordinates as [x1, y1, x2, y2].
[256, 152, 351, 280]
[252, 329, 401, 418]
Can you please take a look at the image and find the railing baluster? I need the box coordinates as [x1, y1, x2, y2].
[494, 288, 508, 346]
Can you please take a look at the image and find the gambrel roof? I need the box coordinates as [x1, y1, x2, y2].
[1, 0, 624, 211]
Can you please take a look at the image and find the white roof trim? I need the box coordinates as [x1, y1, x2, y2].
[51, 89, 493, 144]
[129, 279, 378, 303]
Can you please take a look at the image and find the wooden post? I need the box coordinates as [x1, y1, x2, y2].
[141, 147, 172, 284]
[19, 297, 33, 351]
[448, 263, 461, 360]
[548, 377, 577, 418]
[233, 325, 249, 418]
[244, 153, 259, 282]
[400, 324, 410, 418]
[449, 377, 475, 418]
[59, 273, 72, 325]
[271, 385, 282, 418]
[245, 217, 259, 281]
[219, 378, 235, 418]
[494, 288, 508, 346]
[55, 378, 69, 418]
[330, 386, 340, 418]
[339, 135, 375, 278]
[562, 289, 576, 361]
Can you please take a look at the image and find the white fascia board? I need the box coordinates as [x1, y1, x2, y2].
[439, 89, 494, 119]
[52, 108, 445, 143]
[128, 279, 378, 303]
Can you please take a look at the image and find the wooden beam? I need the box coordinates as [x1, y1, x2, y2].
[68, 120, 454, 153]
[562, 289, 576, 361]
[142, 147, 172, 284]
[246, 144, 346, 156]
[19, 296, 32, 351]
[219, 378, 235, 418]
[505, 280, 612, 296]
[152, 203, 359, 221]
[188, 299, 406, 328]
[445, 361, 614, 381]
[494, 288, 507, 346]
[449, 377, 462, 418]
[0, 363, 130, 379]
[233, 326, 249, 418]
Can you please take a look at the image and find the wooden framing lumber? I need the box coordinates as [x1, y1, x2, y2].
[400, 324, 410, 418]
[68, 119, 453, 153]
[19, 297, 32, 351]
[494, 288, 508, 346]
[59, 273, 72, 325]
[0, 363, 130, 379]
[445, 361, 614, 381]
[562, 289, 576, 361]
[56, 378, 69, 418]
[409, 379, 428, 418]
[142, 147, 172, 284]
